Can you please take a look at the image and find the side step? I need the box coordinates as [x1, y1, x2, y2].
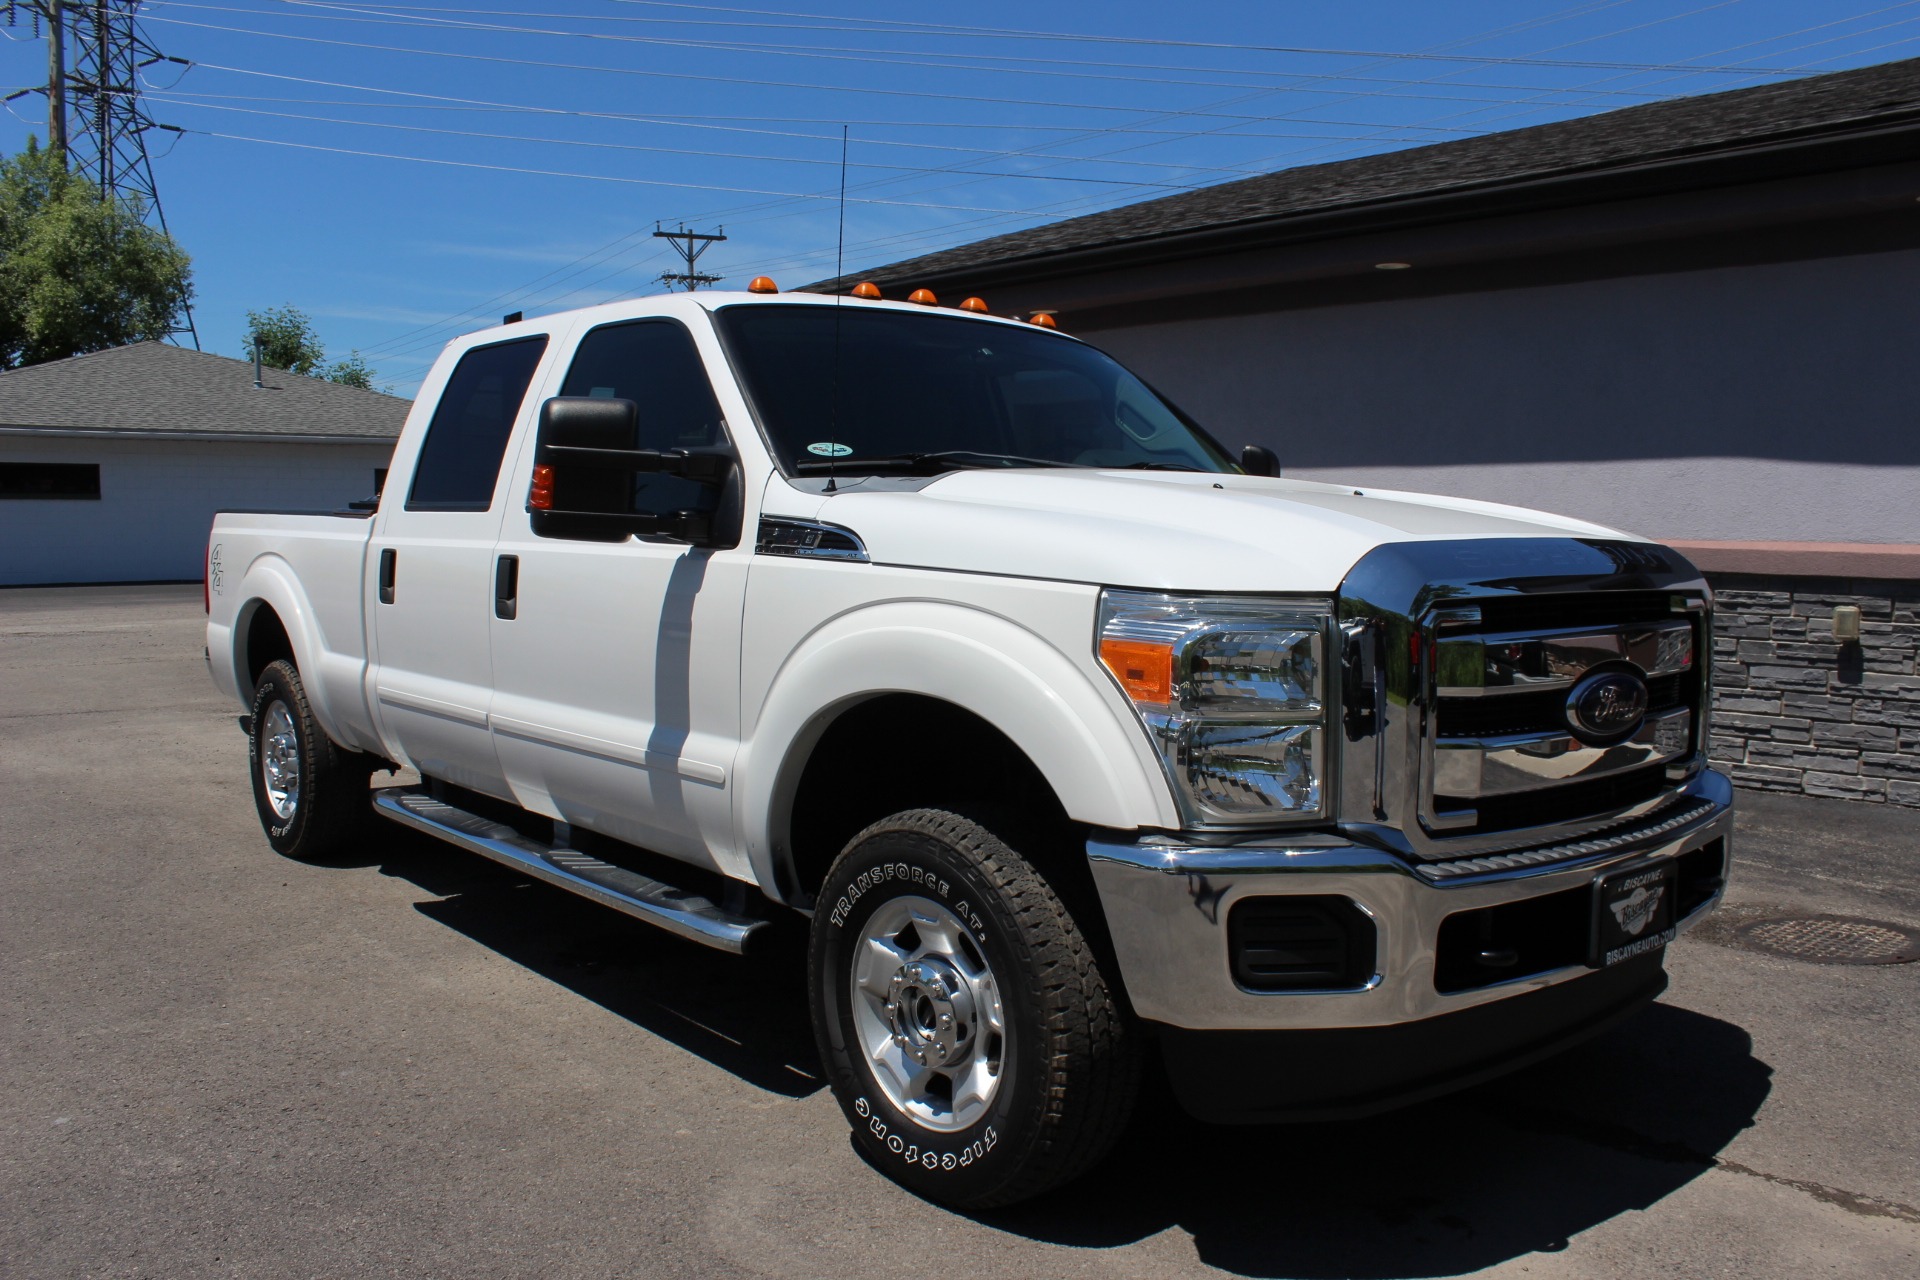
[372, 789, 767, 954]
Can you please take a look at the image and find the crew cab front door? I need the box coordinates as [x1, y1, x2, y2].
[485, 318, 747, 872]
[368, 333, 551, 799]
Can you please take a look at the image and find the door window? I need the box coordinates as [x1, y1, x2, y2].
[407, 335, 549, 511]
[556, 320, 727, 519]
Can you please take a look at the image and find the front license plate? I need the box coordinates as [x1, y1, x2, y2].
[1591, 860, 1679, 968]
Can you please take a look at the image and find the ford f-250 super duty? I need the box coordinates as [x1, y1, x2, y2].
[206, 285, 1732, 1208]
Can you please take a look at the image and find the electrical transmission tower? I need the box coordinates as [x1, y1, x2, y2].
[3, 0, 199, 348]
[653, 224, 726, 291]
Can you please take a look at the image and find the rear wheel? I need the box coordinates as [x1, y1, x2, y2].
[808, 809, 1139, 1208]
[248, 659, 373, 861]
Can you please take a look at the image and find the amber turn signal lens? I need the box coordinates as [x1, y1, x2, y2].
[908, 288, 938, 305]
[959, 296, 988, 313]
[852, 281, 882, 299]
[1030, 312, 1058, 329]
[1100, 638, 1174, 705]
[528, 463, 555, 511]
[748, 276, 779, 294]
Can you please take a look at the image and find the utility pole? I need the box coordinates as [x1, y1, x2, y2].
[4, 0, 199, 349]
[653, 224, 726, 291]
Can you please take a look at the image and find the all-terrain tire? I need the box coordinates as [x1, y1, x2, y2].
[248, 659, 374, 862]
[808, 808, 1140, 1208]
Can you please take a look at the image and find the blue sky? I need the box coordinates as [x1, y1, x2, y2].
[4, 1, 1915, 395]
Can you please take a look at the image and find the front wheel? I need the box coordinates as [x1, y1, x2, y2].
[248, 659, 373, 861]
[808, 809, 1139, 1208]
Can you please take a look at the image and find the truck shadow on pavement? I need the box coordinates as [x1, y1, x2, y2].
[971, 998, 1772, 1277]
[354, 824, 826, 1099]
[348, 824, 1770, 1277]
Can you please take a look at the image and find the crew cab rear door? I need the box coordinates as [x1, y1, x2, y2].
[484, 316, 748, 872]
[366, 332, 553, 798]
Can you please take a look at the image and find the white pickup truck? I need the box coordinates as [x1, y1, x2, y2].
[206, 286, 1732, 1207]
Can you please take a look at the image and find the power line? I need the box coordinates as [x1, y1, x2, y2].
[140, 0, 1762, 104]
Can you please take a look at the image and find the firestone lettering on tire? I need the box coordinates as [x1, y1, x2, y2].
[853, 1095, 995, 1173]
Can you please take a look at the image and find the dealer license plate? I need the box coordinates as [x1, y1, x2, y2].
[1591, 860, 1678, 968]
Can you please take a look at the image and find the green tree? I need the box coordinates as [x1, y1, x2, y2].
[324, 350, 382, 392]
[0, 138, 193, 369]
[243, 304, 326, 377]
[244, 306, 387, 392]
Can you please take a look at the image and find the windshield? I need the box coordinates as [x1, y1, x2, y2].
[715, 304, 1236, 476]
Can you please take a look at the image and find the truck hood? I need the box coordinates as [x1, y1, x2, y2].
[774, 469, 1639, 593]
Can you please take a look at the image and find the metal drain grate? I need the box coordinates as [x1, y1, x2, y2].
[1734, 915, 1920, 966]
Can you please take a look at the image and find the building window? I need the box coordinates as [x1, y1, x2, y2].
[0, 462, 101, 500]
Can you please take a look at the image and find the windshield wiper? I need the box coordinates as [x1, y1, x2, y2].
[1116, 460, 1206, 472]
[791, 449, 1074, 475]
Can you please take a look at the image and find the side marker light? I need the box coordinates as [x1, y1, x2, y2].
[528, 463, 555, 511]
[908, 288, 938, 305]
[852, 282, 882, 299]
[959, 296, 988, 313]
[748, 276, 779, 293]
[1100, 638, 1174, 705]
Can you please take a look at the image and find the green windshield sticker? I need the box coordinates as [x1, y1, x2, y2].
[807, 442, 854, 457]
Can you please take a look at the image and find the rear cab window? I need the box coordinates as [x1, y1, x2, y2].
[407, 335, 550, 512]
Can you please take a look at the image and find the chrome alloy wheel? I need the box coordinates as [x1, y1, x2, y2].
[851, 895, 1006, 1131]
[259, 700, 301, 821]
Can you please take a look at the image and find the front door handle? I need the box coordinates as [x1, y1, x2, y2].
[494, 554, 519, 620]
[378, 548, 397, 604]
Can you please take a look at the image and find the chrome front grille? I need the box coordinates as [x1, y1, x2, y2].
[1424, 608, 1704, 830]
[1335, 539, 1714, 861]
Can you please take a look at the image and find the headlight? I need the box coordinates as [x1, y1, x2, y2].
[1098, 590, 1330, 827]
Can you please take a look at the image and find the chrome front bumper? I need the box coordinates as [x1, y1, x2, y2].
[1087, 770, 1733, 1032]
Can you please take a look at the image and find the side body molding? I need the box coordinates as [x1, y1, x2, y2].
[735, 598, 1180, 905]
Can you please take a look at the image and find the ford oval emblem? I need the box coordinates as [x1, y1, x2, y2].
[1566, 670, 1649, 742]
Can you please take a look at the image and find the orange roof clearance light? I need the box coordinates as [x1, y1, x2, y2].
[852, 281, 883, 299]
[1030, 312, 1059, 329]
[1099, 637, 1174, 706]
[528, 463, 555, 512]
[748, 276, 779, 294]
[959, 296, 988, 313]
[908, 288, 938, 305]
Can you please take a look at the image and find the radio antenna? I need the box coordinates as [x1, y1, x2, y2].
[827, 124, 848, 495]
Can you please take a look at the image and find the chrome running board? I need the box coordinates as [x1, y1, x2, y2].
[372, 788, 766, 954]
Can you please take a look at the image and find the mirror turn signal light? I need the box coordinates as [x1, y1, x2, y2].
[852, 281, 882, 299]
[959, 296, 988, 313]
[748, 276, 779, 293]
[528, 463, 555, 511]
[908, 288, 938, 305]
[1100, 638, 1173, 705]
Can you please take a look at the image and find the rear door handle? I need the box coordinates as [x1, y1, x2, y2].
[378, 548, 397, 605]
[494, 554, 519, 620]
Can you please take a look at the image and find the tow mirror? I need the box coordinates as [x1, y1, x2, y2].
[1241, 444, 1279, 477]
[529, 396, 733, 543]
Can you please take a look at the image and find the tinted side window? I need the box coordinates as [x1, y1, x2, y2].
[558, 320, 726, 517]
[407, 336, 549, 511]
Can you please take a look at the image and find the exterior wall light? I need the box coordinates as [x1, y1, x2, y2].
[1833, 605, 1862, 642]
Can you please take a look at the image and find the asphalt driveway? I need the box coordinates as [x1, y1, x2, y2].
[3, 584, 1917, 1278]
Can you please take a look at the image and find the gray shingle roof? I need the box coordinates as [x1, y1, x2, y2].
[0, 341, 411, 440]
[811, 55, 1920, 293]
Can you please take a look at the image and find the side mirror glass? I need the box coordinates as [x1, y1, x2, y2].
[1241, 444, 1280, 477]
[530, 396, 733, 542]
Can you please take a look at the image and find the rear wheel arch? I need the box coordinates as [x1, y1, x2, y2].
[238, 599, 295, 699]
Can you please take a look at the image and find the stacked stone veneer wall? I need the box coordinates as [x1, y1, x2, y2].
[1708, 573, 1920, 807]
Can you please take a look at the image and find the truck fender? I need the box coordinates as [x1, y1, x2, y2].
[736, 600, 1178, 902]
[230, 554, 378, 756]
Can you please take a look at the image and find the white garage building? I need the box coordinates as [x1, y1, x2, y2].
[0, 342, 407, 585]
